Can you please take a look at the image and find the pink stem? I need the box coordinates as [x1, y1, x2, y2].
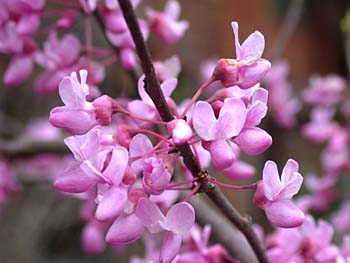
[167, 178, 199, 189]
[180, 77, 214, 119]
[184, 183, 201, 202]
[207, 178, 257, 190]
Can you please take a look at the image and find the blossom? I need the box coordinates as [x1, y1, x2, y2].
[212, 22, 271, 89]
[193, 98, 247, 169]
[146, 0, 189, 44]
[49, 70, 96, 135]
[135, 198, 195, 263]
[254, 159, 305, 228]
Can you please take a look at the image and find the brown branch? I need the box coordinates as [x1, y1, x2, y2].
[116, 0, 269, 262]
[269, 0, 304, 60]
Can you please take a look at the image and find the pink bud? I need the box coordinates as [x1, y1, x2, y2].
[120, 48, 137, 71]
[114, 124, 132, 148]
[56, 11, 77, 31]
[92, 95, 113, 126]
[81, 222, 105, 255]
[167, 119, 192, 145]
[207, 139, 236, 170]
[212, 59, 238, 88]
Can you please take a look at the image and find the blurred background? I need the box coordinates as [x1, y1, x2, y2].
[0, 0, 349, 262]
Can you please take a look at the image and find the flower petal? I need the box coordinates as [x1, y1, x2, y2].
[262, 160, 282, 201]
[281, 159, 299, 185]
[159, 232, 182, 263]
[106, 213, 144, 244]
[135, 198, 166, 233]
[165, 202, 195, 235]
[95, 186, 128, 221]
[103, 146, 128, 185]
[192, 101, 216, 140]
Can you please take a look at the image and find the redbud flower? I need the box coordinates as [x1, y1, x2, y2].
[254, 159, 305, 228]
[92, 95, 113, 126]
[49, 70, 96, 135]
[303, 74, 346, 107]
[135, 198, 195, 263]
[146, 0, 189, 44]
[212, 22, 271, 89]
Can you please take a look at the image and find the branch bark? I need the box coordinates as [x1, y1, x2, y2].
[116, 0, 269, 262]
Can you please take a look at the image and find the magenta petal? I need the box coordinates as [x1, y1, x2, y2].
[106, 213, 145, 244]
[54, 165, 95, 193]
[209, 139, 236, 170]
[95, 186, 128, 222]
[165, 202, 195, 235]
[277, 172, 303, 200]
[234, 127, 272, 155]
[135, 198, 165, 233]
[159, 232, 182, 263]
[4, 55, 33, 87]
[223, 160, 256, 181]
[264, 200, 305, 228]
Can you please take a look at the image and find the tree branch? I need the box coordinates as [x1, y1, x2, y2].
[116, 0, 269, 262]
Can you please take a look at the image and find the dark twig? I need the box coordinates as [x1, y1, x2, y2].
[116, 0, 269, 262]
[269, 0, 304, 60]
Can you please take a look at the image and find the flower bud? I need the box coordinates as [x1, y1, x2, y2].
[92, 95, 113, 126]
[167, 119, 192, 145]
[212, 59, 238, 88]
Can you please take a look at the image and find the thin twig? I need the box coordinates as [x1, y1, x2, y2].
[269, 0, 304, 60]
[116, 0, 269, 262]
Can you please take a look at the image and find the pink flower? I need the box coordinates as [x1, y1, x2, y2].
[35, 32, 81, 94]
[213, 22, 271, 89]
[81, 221, 105, 255]
[49, 70, 97, 135]
[303, 74, 346, 107]
[254, 159, 305, 228]
[302, 107, 337, 143]
[146, 0, 189, 44]
[193, 98, 247, 169]
[135, 198, 195, 263]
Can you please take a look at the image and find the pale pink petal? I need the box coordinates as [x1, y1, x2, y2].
[95, 186, 128, 221]
[129, 134, 155, 173]
[262, 160, 282, 201]
[246, 101, 267, 127]
[281, 159, 299, 185]
[216, 98, 247, 138]
[58, 77, 85, 108]
[161, 77, 178, 98]
[159, 232, 182, 263]
[252, 87, 268, 105]
[237, 59, 271, 89]
[239, 31, 265, 63]
[264, 200, 305, 228]
[103, 146, 128, 185]
[231, 22, 242, 58]
[276, 172, 303, 200]
[164, 0, 180, 20]
[135, 198, 166, 233]
[127, 100, 157, 127]
[57, 34, 81, 66]
[192, 101, 216, 140]
[106, 213, 145, 244]
[165, 202, 195, 235]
